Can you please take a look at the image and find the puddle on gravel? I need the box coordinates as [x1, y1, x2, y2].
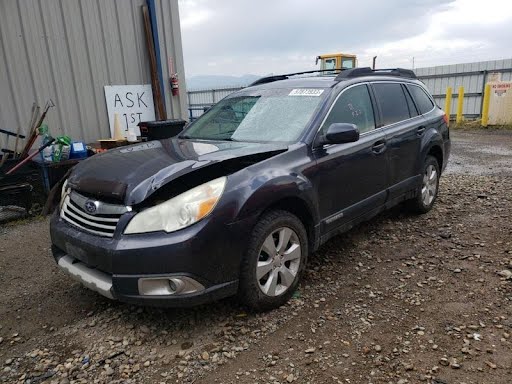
[446, 153, 512, 175]
[463, 144, 512, 156]
[446, 139, 512, 176]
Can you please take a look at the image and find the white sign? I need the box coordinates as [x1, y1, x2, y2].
[488, 72, 502, 82]
[488, 81, 512, 125]
[104, 84, 155, 137]
[289, 89, 324, 96]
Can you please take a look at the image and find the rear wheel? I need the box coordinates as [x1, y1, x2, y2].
[406, 155, 440, 214]
[239, 210, 308, 311]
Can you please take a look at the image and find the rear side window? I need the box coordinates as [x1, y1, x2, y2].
[372, 83, 410, 126]
[403, 85, 419, 117]
[321, 84, 375, 134]
[407, 85, 434, 114]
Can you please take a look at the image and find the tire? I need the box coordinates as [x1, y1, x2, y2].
[406, 155, 440, 214]
[238, 210, 308, 311]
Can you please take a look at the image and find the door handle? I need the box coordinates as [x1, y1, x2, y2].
[372, 140, 386, 154]
[417, 126, 426, 135]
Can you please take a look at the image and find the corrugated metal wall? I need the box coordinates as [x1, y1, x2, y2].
[415, 59, 512, 117]
[186, 59, 512, 121]
[0, 0, 187, 151]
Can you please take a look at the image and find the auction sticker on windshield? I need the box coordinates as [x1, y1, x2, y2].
[289, 89, 324, 96]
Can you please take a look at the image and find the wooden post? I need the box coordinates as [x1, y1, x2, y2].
[142, 5, 166, 120]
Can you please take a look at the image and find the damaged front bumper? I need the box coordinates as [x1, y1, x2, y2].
[57, 254, 115, 299]
[54, 251, 236, 306]
[50, 210, 255, 307]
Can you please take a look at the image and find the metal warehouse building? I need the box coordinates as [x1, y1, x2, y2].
[0, 0, 187, 148]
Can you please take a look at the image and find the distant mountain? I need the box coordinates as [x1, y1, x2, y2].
[186, 74, 262, 91]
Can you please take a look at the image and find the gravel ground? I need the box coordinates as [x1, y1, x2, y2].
[0, 129, 511, 384]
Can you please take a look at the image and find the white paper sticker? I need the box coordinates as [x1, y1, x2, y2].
[72, 142, 85, 151]
[289, 89, 324, 96]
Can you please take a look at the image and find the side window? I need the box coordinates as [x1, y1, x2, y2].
[321, 85, 375, 135]
[403, 85, 419, 117]
[372, 83, 410, 125]
[341, 57, 354, 69]
[407, 85, 435, 114]
[321, 58, 336, 71]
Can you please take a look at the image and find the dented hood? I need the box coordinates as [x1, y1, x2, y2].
[68, 138, 288, 205]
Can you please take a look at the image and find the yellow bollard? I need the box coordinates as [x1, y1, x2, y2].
[456, 86, 464, 125]
[481, 84, 491, 127]
[444, 87, 452, 127]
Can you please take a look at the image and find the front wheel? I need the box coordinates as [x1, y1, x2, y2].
[406, 155, 440, 214]
[238, 210, 308, 311]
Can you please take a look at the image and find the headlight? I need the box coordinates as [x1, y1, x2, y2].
[124, 176, 227, 234]
[60, 179, 69, 209]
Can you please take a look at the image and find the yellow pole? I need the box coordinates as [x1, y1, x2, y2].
[481, 84, 491, 127]
[456, 86, 464, 125]
[444, 87, 452, 127]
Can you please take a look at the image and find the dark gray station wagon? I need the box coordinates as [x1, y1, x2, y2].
[51, 67, 450, 310]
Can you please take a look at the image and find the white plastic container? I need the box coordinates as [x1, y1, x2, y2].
[127, 127, 137, 142]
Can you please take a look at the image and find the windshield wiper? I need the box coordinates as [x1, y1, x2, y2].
[178, 134, 237, 142]
[217, 137, 237, 142]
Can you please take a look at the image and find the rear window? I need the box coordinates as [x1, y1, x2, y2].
[372, 83, 410, 125]
[407, 85, 434, 114]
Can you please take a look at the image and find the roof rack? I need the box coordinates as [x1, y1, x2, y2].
[249, 69, 345, 87]
[248, 67, 417, 87]
[335, 67, 417, 80]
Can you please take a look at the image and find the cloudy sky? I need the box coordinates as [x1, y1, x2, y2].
[178, 0, 512, 77]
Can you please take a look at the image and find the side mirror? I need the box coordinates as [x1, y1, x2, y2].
[322, 123, 359, 145]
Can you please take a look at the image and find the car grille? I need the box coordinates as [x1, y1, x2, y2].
[60, 191, 131, 237]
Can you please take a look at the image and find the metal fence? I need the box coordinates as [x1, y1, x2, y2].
[187, 86, 245, 120]
[186, 59, 512, 121]
[415, 59, 512, 118]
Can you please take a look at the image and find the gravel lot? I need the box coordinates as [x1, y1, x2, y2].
[1, 129, 511, 384]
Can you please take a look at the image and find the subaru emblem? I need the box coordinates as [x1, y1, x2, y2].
[84, 200, 97, 214]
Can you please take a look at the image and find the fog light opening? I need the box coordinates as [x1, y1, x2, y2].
[138, 276, 205, 296]
[168, 279, 178, 293]
[168, 278, 185, 294]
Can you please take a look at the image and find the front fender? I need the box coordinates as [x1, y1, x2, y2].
[232, 170, 318, 223]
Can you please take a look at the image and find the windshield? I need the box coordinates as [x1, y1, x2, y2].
[182, 88, 325, 142]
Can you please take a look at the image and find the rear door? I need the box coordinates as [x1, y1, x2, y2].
[371, 82, 425, 203]
[406, 83, 438, 139]
[310, 83, 389, 234]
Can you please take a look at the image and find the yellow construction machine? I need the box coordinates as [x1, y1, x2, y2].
[315, 53, 357, 71]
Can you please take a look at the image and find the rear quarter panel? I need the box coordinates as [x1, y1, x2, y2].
[420, 107, 450, 172]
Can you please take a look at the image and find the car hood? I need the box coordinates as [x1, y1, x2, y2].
[68, 138, 288, 205]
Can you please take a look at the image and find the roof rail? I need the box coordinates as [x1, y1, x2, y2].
[249, 69, 345, 87]
[335, 67, 417, 80]
[248, 67, 417, 87]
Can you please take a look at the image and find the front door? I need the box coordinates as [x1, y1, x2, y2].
[310, 84, 389, 235]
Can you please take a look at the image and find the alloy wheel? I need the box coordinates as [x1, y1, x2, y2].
[421, 164, 438, 206]
[257, 227, 301, 297]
